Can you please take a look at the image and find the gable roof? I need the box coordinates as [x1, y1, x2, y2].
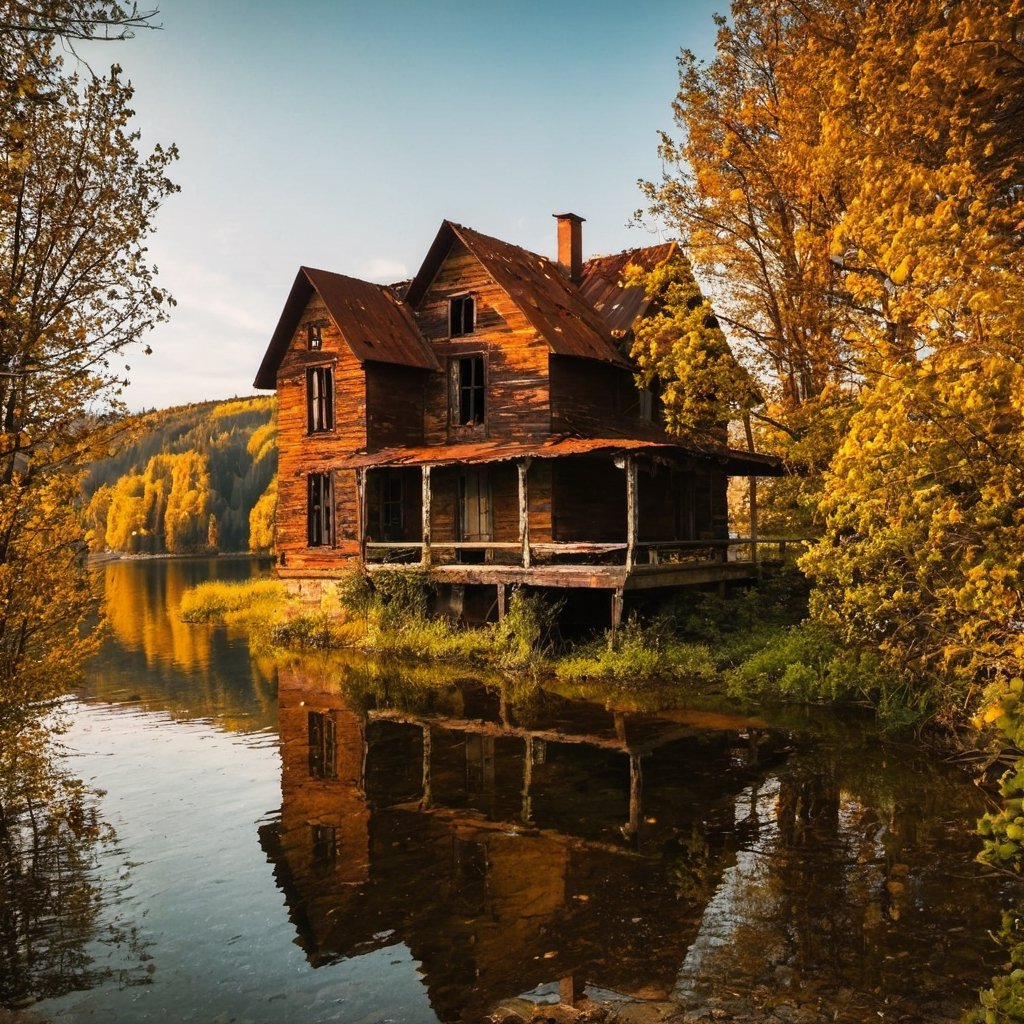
[581, 241, 677, 336]
[404, 221, 631, 367]
[253, 266, 437, 389]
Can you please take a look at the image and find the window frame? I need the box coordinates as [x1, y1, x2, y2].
[449, 294, 475, 338]
[306, 321, 324, 350]
[307, 471, 333, 547]
[307, 365, 334, 433]
[307, 710, 337, 778]
[450, 353, 486, 428]
[380, 469, 404, 538]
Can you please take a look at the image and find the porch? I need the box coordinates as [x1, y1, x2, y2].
[346, 438, 790, 627]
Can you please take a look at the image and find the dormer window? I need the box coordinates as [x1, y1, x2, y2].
[449, 294, 475, 337]
[306, 322, 323, 350]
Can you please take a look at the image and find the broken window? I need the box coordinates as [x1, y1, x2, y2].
[306, 321, 323, 350]
[449, 294, 475, 337]
[380, 470, 403, 537]
[451, 354, 485, 426]
[307, 366, 334, 432]
[307, 472, 333, 547]
[307, 710, 337, 778]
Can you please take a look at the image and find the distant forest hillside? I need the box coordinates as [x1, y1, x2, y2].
[83, 396, 277, 555]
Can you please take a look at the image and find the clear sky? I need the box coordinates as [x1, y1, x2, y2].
[91, 0, 725, 411]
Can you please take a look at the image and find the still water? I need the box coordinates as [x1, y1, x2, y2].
[3, 559, 1013, 1022]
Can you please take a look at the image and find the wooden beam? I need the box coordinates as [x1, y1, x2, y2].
[356, 467, 367, 565]
[421, 465, 432, 568]
[496, 582, 507, 620]
[625, 456, 638, 572]
[518, 457, 532, 569]
[610, 586, 624, 649]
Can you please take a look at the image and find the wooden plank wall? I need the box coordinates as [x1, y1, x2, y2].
[276, 293, 364, 571]
[364, 363, 429, 450]
[549, 356, 645, 437]
[416, 241, 551, 444]
[551, 457, 627, 542]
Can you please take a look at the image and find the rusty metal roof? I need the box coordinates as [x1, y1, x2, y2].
[254, 267, 437, 389]
[336, 434, 783, 476]
[580, 242, 677, 336]
[405, 221, 632, 367]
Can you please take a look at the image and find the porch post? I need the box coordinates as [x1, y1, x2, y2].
[356, 467, 367, 564]
[421, 465, 432, 567]
[518, 457, 532, 569]
[625, 455, 638, 572]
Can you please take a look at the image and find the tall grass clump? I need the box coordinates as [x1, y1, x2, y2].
[491, 588, 563, 670]
[179, 577, 286, 627]
[556, 616, 717, 687]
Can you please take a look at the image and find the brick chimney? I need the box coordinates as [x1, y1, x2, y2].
[553, 212, 585, 284]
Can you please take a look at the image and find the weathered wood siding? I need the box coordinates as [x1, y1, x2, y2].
[415, 240, 551, 444]
[365, 363, 429, 450]
[551, 457, 627, 542]
[276, 293, 364, 573]
[549, 356, 647, 437]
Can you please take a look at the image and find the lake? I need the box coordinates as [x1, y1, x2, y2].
[1, 558, 1014, 1022]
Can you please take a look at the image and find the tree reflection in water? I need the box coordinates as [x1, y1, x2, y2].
[0, 714, 147, 1008]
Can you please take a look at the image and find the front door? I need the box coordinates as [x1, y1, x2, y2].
[458, 468, 492, 561]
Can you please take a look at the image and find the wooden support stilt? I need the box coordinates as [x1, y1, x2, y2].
[496, 582, 507, 621]
[609, 587, 624, 649]
[421, 465, 432, 567]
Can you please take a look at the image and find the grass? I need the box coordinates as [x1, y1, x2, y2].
[179, 577, 288, 629]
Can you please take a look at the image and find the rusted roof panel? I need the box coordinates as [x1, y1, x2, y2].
[253, 267, 437, 389]
[405, 221, 632, 368]
[337, 435, 783, 476]
[580, 242, 677, 336]
[303, 267, 438, 370]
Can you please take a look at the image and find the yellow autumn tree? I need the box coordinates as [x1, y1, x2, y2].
[0, 3, 176, 721]
[163, 450, 211, 554]
[248, 474, 277, 553]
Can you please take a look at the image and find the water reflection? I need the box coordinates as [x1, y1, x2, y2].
[0, 718, 146, 1008]
[86, 558, 278, 731]
[262, 663, 1004, 1022]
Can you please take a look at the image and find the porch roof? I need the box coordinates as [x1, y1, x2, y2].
[336, 435, 784, 476]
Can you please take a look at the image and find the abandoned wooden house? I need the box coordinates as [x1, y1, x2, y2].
[254, 213, 783, 627]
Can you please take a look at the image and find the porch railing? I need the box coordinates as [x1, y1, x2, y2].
[364, 536, 811, 569]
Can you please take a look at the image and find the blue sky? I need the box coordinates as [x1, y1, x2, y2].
[95, 0, 725, 410]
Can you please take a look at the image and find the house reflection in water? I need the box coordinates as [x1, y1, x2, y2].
[259, 664, 784, 1021]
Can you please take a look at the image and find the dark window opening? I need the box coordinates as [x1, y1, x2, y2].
[306, 322, 323, 349]
[307, 366, 334, 432]
[450, 295, 475, 337]
[380, 470, 403, 537]
[311, 824, 338, 866]
[308, 710, 337, 778]
[455, 355, 485, 426]
[307, 472, 333, 547]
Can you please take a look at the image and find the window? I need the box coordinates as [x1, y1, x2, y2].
[310, 824, 338, 866]
[307, 710, 337, 778]
[452, 355, 485, 426]
[380, 470, 403, 536]
[306, 321, 323, 350]
[307, 472, 333, 547]
[449, 294, 475, 337]
[307, 366, 334, 433]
